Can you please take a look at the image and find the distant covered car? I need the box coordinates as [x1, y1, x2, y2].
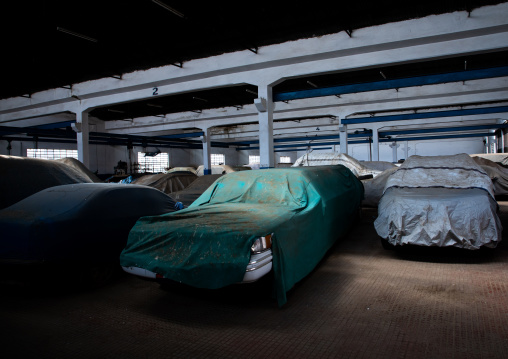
[170, 174, 223, 208]
[375, 154, 502, 249]
[131, 171, 197, 194]
[292, 152, 382, 178]
[0, 183, 176, 284]
[120, 166, 364, 306]
[196, 164, 251, 176]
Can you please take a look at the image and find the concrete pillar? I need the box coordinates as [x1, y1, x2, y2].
[389, 142, 400, 163]
[74, 111, 90, 168]
[488, 135, 496, 153]
[201, 127, 212, 175]
[372, 128, 379, 161]
[256, 86, 274, 169]
[339, 125, 348, 154]
[404, 141, 410, 160]
[367, 139, 372, 161]
[500, 129, 505, 153]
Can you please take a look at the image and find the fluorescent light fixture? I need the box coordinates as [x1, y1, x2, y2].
[152, 0, 185, 18]
[107, 109, 125, 113]
[380, 71, 387, 79]
[193, 96, 208, 102]
[245, 89, 258, 95]
[56, 27, 98, 43]
[307, 81, 318, 88]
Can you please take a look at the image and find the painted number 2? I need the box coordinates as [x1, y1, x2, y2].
[152, 87, 159, 96]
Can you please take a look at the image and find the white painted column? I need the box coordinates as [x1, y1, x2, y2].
[405, 141, 410, 159]
[488, 135, 496, 153]
[256, 86, 274, 169]
[372, 128, 379, 161]
[74, 111, 90, 168]
[500, 129, 505, 153]
[389, 142, 399, 163]
[201, 127, 212, 175]
[339, 125, 348, 154]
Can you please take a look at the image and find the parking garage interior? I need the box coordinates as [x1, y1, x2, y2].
[2, 1, 508, 358]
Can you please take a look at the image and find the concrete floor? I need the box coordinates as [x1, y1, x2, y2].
[2, 204, 508, 358]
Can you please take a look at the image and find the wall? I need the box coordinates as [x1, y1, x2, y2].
[238, 149, 298, 167]
[0, 136, 488, 175]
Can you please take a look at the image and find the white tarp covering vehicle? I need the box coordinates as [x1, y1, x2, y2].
[292, 153, 382, 178]
[374, 154, 502, 249]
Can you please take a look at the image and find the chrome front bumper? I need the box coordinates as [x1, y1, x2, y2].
[122, 249, 273, 283]
[241, 249, 272, 283]
[122, 266, 157, 279]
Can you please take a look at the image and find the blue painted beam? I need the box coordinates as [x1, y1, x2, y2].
[0, 136, 77, 145]
[160, 131, 204, 139]
[31, 121, 75, 130]
[274, 147, 333, 152]
[238, 139, 372, 150]
[229, 131, 373, 146]
[380, 123, 508, 137]
[343, 106, 508, 125]
[380, 132, 490, 142]
[90, 131, 232, 148]
[274, 66, 508, 102]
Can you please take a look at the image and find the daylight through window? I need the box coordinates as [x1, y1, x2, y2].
[249, 155, 260, 164]
[211, 154, 225, 165]
[27, 149, 78, 160]
[137, 152, 169, 173]
[280, 156, 291, 163]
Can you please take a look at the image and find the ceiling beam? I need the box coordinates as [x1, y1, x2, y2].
[343, 105, 508, 125]
[274, 66, 508, 102]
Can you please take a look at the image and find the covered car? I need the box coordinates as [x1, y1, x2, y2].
[166, 166, 197, 175]
[131, 171, 198, 194]
[292, 152, 382, 178]
[0, 183, 176, 284]
[56, 157, 102, 182]
[170, 174, 223, 208]
[471, 156, 508, 197]
[120, 166, 364, 306]
[0, 155, 93, 210]
[196, 164, 251, 176]
[361, 167, 399, 208]
[374, 154, 502, 249]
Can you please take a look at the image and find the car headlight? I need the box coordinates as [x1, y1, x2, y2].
[251, 233, 273, 253]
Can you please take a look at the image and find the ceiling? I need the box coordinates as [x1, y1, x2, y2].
[2, 0, 507, 121]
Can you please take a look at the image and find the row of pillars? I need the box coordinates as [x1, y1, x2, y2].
[340, 124, 410, 162]
[72, 89, 414, 172]
[71, 87, 276, 173]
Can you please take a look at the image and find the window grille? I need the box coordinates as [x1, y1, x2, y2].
[27, 149, 78, 160]
[249, 155, 260, 164]
[137, 152, 169, 173]
[211, 154, 225, 165]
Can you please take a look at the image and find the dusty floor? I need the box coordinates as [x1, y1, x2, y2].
[2, 204, 508, 358]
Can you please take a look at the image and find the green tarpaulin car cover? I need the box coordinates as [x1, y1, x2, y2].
[120, 165, 364, 306]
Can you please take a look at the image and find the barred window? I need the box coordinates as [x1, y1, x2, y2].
[211, 154, 225, 165]
[27, 149, 78, 160]
[249, 155, 260, 164]
[138, 152, 169, 173]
